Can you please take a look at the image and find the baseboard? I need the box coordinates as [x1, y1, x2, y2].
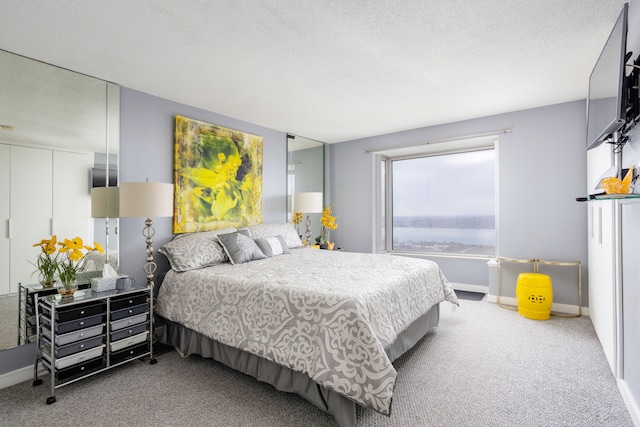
[451, 283, 487, 294]
[486, 294, 588, 317]
[0, 363, 44, 389]
[618, 378, 640, 426]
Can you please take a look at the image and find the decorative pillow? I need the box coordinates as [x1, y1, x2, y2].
[254, 235, 290, 258]
[159, 228, 237, 272]
[246, 223, 303, 249]
[216, 229, 266, 265]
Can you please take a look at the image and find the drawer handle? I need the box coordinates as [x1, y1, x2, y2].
[129, 300, 133, 304]
[128, 330, 133, 334]
[128, 309, 133, 314]
[79, 333, 85, 338]
[129, 350, 134, 355]
[79, 356, 84, 361]
[80, 367, 85, 371]
[79, 321, 85, 326]
[80, 344, 84, 348]
[80, 310, 85, 315]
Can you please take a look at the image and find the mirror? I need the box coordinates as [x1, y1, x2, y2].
[0, 49, 119, 350]
[287, 135, 326, 244]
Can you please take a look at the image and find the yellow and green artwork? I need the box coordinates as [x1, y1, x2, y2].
[173, 115, 263, 233]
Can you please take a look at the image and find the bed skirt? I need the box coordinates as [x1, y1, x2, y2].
[159, 303, 440, 427]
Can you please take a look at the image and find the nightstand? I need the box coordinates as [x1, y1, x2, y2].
[32, 286, 155, 404]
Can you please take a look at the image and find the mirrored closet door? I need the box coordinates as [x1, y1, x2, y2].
[0, 49, 119, 351]
[287, 135, 326, 242]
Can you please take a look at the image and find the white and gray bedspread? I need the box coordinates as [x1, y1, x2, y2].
[155, 248, 458, 415]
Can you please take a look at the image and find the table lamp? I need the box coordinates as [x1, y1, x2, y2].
[293, 192, 323, 246]
[119, 181, 174, 288]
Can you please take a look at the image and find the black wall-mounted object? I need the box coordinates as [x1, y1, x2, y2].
[91, 167, 118, 188]
[586, 3, 629, 151]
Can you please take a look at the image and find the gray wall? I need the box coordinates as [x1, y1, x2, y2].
[0, 95, 589, 375]
[328, 100, 588, 306]
[0, 88, 288, 375]
[118, 88, 288, 286]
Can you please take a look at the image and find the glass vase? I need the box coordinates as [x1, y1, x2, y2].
[57, 279, 78, 298]
[39, 277, 55, 288]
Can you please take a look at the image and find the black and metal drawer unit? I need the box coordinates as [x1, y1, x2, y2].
[17, 282, 90, 346]
[107, 292, 151, 366]
[32, 286, 154, 404]
[18, 283, 59, 346]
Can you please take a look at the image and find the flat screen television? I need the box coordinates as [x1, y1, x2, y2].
[586, 3, 628, 151]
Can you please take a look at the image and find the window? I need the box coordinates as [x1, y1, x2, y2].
[380, 144, 495, 256]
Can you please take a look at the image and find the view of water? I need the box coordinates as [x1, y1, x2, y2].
[393, 227, 495, 246]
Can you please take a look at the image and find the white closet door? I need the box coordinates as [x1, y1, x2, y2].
[10, 146, 53, 294]
[586, 143, 618, 375]
[0, 145, 10, 295]
[52, 151, 93, 244]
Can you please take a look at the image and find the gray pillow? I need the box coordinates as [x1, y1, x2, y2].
[254, 235, 290, 258]
[159, 228, 236, 272]
[216, 229, 266, 265]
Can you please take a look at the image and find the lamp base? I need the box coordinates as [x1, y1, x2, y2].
[305, 215, 312, 246]
[143, 217, 157, 288]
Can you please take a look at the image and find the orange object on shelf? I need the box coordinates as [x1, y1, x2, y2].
[601, 165, 634, 195]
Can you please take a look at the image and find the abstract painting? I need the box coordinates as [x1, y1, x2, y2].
[173, 115, 263, 233]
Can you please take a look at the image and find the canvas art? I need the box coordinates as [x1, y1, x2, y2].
[173, 115, 263, 233]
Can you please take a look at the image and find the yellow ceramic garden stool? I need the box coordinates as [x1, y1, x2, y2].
[516, 272, 553, 320]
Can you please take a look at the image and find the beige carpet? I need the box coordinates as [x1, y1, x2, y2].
[0, 294, 18, 350]
[0, 299, 634, 427]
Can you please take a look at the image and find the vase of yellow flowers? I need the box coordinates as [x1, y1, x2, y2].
[292, 211, 303, 241]
[316, 206, 338, 249]
[56, 237, 104, 297]
[31, 235, 59, 288]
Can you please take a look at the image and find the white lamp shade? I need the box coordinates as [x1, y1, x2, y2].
[294, 192, 323, 213]
[91, 187, 119, 218]
[119, 182, 174, 218]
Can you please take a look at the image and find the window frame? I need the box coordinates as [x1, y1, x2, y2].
[376, 139, 497, 258]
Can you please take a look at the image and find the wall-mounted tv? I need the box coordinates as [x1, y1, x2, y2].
[586, 3, 628, 151]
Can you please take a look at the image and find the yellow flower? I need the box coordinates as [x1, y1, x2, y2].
[292, 211, 303, 225]
[317, 205, 338, 244]
[31, 235, 60, 283]
[68, 249, 84, 262]
[56, 236, 104, 285]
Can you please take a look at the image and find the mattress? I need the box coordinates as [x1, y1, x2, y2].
[155, 248, 458, 416]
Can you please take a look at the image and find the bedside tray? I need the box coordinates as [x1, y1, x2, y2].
[42, 344, 105, 370]
[42, 323, 105, 346]
[41, 334, 105, 358]
[110, 331, 149, 352]
[110, 313, 147, 331]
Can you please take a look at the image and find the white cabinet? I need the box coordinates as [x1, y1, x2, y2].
[52, 151, 93, 243]
[0, 145, 10, 295]
[586, 143, 620, 375]
[587, 199, 618, 374]
[1, 144, 92, 296]
[9, 146, 53, 295]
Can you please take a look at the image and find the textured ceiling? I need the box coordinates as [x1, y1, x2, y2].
[0, 0, 630, 143]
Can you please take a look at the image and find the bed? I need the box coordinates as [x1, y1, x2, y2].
[155, 223, 458, 426]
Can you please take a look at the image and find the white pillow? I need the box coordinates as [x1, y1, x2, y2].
[254, 235, 290, 257]
[246, 223, 303, 249]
